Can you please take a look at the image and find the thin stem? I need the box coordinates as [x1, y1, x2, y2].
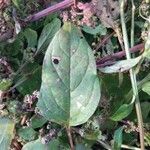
[66, 127, 74, 150]
[119, 1, 145, 150]
[74, 0, 78, 8]
[96, 43, 144, 66]
[95, 32, 115, 51]
[25, 0, 74, 22]
[121, 144, 141, 150]
[131, 0, 135, 47]
[98, 140, 112, 150]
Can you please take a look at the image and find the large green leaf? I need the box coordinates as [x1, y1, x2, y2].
[0, 117, 15, 150]
[37, 22, 101, 126]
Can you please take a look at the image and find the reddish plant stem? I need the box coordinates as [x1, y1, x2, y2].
[74, 0, 78, 8]
[96, 43, 144, 67]
[25, 0, 73, 22]
[95, 32, 115, 51]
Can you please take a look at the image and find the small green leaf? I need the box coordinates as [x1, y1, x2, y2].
[37, 22, 101, 126]
[12, 0, 21, 9]
[82, 24, 107, 35]
[142, 81, 150, 95]
[113, 127, 123, 150]
[0, 117, 15, 150]
[141, 102, 150, 120]
[24, 28, 37, 48]
[37, 18, 61, 51]
[7, 100, 19, 115]
[30, 115, 47, 129]
[0, 79, 12, 91]
[22, 138, 59, 150]
[18, 127, 37, 141]
[110, 104, 133, 121]
[84, 130, 101, 141]
[75, 144, 87, 150]
[99, 56, 142, 73]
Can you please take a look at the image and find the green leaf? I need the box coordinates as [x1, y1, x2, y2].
[12, 0, 21, 9]
[99, 56, 142, 73]
[141, 102, 150, 121]
[84, 130, 101, 141]
[30, 115, 47, 129]
[37, 18, 61, 52]
[0, 117, 15, 150]
[18, 127, 37, 141]
[16, 63, 41, 95]
[110, 104, 133, 121]
[82, 24, 107, 35]
[37, 22, 101, 126]
[142, 81, 150, 95]
[24, 28, 37, 48]
[22, 138, 59, 150]
[113, 127, 123, 150]
[75, 144, 87, 150]
[0, 79, 12, 91]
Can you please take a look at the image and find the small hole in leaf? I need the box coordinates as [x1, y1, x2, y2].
[53, 58, 59, 64]
[111, 8, 115, 11]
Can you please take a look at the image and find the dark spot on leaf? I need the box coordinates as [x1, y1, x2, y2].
[107, 15, 110, 18]
[111, 8, 115, 11]
[80, 36, 83, 39]
[53, 58, 59, 64]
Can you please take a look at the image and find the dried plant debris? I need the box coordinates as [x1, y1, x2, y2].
[92, 0, 120, 28]
[0, 0, 10, 10]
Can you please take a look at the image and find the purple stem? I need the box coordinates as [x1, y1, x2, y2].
[25, 0, 73, 22]
[96, 43, 144, 67]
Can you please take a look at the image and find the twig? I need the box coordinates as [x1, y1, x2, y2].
[119, 1, 145, 150]
[25, 0, 74, 22]
[66, 127, 74, 150]
[96, 43, 144, 66]
[97, 140, 112, 150]
[95, 32, 115, 51]
[74, 0, 78, 8]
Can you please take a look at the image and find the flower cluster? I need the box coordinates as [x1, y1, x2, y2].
[60, 1, 96, 27]
[22, 90, 39, 111]
[0, 57, 12, 78]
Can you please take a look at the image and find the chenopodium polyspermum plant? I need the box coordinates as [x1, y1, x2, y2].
[37, 22, 101, 127]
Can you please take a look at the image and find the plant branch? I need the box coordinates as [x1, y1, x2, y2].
[131, 0, 135, 47]
[66, 127, 74, 150]
[25, 0, 74, 22]
[95, 32, 115, 51]
[120, 1, 145, 150]
[96, 43, 144, 67]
